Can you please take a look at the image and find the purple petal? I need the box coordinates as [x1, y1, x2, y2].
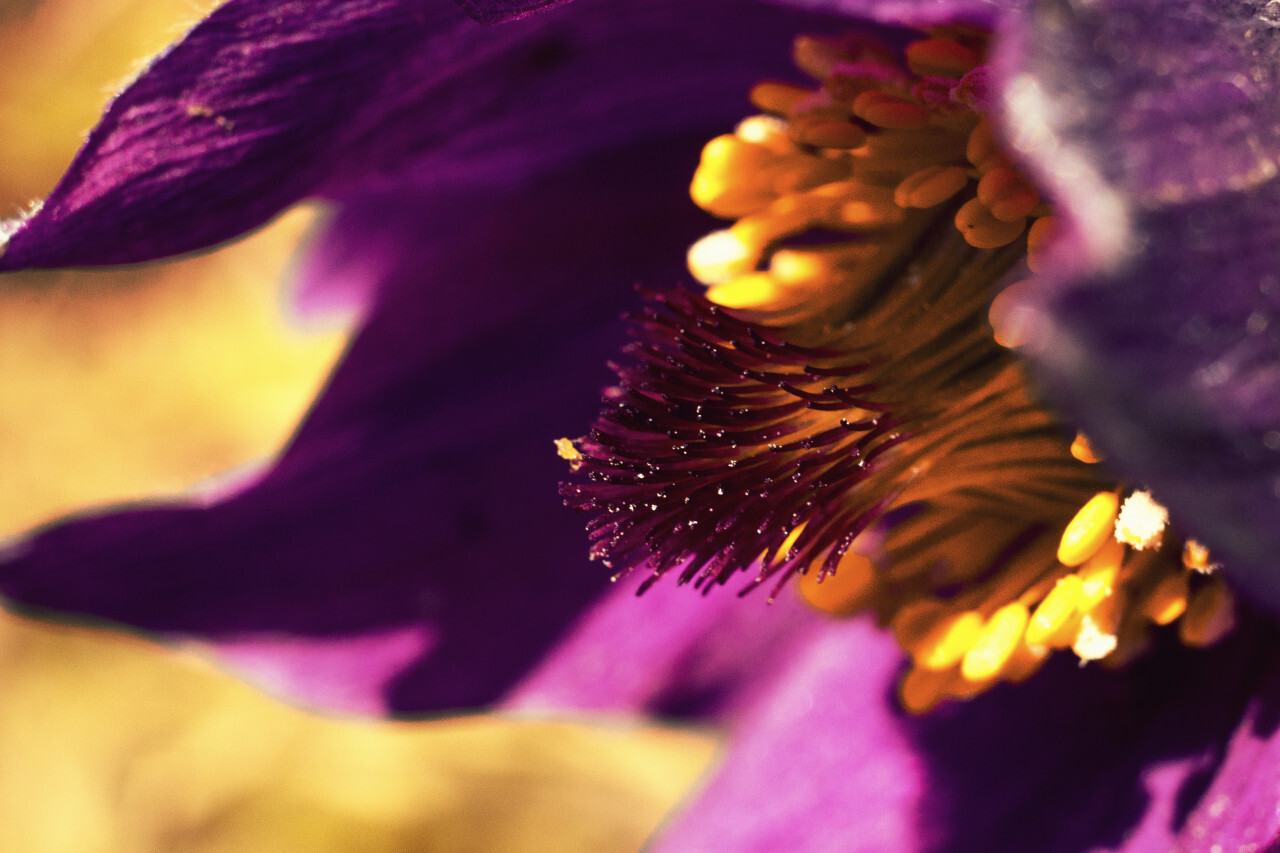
[0, 0, 842, 269]
[0, 134, 725, 712]
[998, 0, 1280, 610]
[454, 0, 572, 25]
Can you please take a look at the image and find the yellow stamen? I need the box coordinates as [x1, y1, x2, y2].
[749, 81, 810, 116]
[1026, 215, 1059, 274]
[893, 165, 969, 209]
[960, 602, 1030, 682]
[1077, 538, 1124, 608]
[1142, 572, 1189, 625]
[977, 166, 1041, 223]
[905, 38, 981, 78]
[913, 610, 985, 671]
[1057, 491, 1121, 567]
[687, 230, 757, 286]
[799, 550, 876, 614]
[1179, 579, 1235, 647]
[1026, 573, 1082, 645]
[1069, 432, 1103, 464]
[851, 90, 931, 130]
[954, 198, 1026, 249]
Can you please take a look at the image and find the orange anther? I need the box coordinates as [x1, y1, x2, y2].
[852, 90, 931, 130]
[905, 38, 981, 78]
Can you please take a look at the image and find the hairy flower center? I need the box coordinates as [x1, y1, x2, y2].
[562, 26, 1235, 713]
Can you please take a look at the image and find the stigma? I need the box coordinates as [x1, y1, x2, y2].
[562, 26, 1236, 713]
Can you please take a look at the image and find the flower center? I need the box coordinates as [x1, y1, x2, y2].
[562, 26, 1235, 713]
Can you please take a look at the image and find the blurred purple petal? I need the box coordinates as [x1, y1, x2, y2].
[0, 136, 723, 711]
[203, 625, 433, 716]
[1000, 0, 1280, 611]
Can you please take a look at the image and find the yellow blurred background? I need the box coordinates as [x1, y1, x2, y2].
[0, 2, 716, 849]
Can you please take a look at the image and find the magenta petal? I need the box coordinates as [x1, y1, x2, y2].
[0, 0, 841, 270]
[1000, 0, 1280, 610]
[1, 0, 472, 268]
[454, 0, 572, 25]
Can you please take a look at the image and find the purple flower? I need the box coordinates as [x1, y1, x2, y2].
[3, 0, 1280, 849]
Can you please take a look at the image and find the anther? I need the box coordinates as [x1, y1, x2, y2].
[852, 90, 931, 130]
[954, 198, 1026, 249]
[960, 602, 1030, 682]
[1179, 579, 1235, 646]
[893, 165, 969, 209]
[1057, 491, 1120, 567]
[905, 38, 981, 79]
[1069, 432, 1103, 464]
[977, 166, 1041, 223]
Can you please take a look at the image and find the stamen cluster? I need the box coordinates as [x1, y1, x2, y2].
[563, 27, 1238, 713]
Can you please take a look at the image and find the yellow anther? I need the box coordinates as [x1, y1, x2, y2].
[555, 437, 582, 471]
[1057, 491, 1121, 567]
[749, 81, 811, 116]
[1077, 538, 1124, 608]
[905, 38, 981, 78]
[1026, 214, 1059, 274]
[987, 279, 1036, 349]
[792, 35, 846, 80]
[954, 198, 1026, 249]
[690, 135, 780, 217]
[1115, 490, 1168, 551]
[914, 610, 984, 670]
[1183, 539, 1218, 573]
[965, 118, 1007, 173]
[851, 90, 931, 130]
[1026, 574, 1083, 645]
[1070, 432, 1103, 464]
[687, 230, 757, 285]
[960, 603, 1030, 682]
[893, 165, 969, 209]
[706, 273, 785, 311]
[976, 165, 1041, 222]
[1179, 579, 1235, 647]
[788, 114, 867, 149]
[1142, 572, 1189, 625]
[899, 666, 951, 715]
[799, 550, 876, 615]
[734, 115, 796, 153]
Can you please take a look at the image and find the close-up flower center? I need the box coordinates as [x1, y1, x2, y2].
[562, 25, 1238, 713]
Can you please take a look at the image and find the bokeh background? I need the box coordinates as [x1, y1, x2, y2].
[0, 2, 716, 849]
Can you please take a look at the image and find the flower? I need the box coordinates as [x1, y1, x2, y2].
[4, 0, 1280, 849]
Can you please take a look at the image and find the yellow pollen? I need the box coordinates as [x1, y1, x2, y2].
[555, 437, 583, 471]
[1183, 539, 1218, 573]
[1114, 490, 1169, 550]
[1057, 491, 1121, 567]
[1072, 611, 1119, 662]
[960, 602, 1030, 682]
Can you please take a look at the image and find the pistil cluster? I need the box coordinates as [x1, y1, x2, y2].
[563, 27, 1235, 712]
